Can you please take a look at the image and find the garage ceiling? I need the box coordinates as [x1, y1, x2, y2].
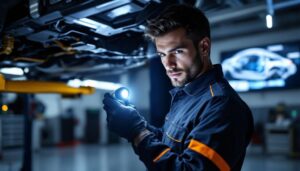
[0, 0, 299, 82]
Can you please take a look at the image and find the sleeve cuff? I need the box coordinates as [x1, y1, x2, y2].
[133, 129, 152, 147]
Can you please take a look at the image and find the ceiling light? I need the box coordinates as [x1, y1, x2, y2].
[266, 14, 273, 29]
[0, 67, 24, 75]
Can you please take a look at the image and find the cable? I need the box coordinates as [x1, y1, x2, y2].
[13, 57, 45, 63]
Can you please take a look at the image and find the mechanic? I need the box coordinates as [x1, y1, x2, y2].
[103, 4, 254, 171]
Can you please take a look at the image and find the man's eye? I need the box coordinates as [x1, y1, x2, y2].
[174, 49, 184, 54]
[157, 53, 165, 57]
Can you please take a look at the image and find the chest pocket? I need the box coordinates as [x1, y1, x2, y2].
[165, 122, 187, 153]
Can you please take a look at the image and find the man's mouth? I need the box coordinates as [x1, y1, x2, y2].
[168, 72, 182, 78]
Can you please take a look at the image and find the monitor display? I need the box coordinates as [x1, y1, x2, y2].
[220, 41, 300, 92]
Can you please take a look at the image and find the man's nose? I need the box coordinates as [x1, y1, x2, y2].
[163, 54, 176, 69]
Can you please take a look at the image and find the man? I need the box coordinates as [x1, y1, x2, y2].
[103, 4, 253, 171]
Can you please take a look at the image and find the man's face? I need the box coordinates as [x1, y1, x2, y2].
[155, 28, 203, 87]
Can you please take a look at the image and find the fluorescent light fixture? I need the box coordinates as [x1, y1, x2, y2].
[287, 52, 300, 59]
[106, 4, 141, 19]
[67, 79, 122, 90]
[267, 45, 283, 52]
[266, 14, 273, 29]
[0, 67, 24, 75]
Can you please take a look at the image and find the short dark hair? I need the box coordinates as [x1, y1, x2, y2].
[145, 4, 210, 44]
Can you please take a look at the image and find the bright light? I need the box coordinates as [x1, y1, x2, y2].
[0, 67, 24, 75]
[114, 87, 130, 101]
[2, 105, 8, 112]
[266, 14, 273, 29]
[120, 89, 129, 99]
[82, 80, 122, 90]
[67, 79, 122, 90]
[67, 79, 82, 88]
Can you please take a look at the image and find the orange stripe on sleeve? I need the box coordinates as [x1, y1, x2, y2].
[188, 139, 230, 171]
[153, 148, 171, 163]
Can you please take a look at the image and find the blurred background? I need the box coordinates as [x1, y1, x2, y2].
[0, 0, 300, 171]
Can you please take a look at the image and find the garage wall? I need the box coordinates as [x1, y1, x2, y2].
[36, 91, 106, 141]
[211, 26, 300, 108]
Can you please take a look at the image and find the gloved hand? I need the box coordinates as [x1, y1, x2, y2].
[102, 93, 147, 141]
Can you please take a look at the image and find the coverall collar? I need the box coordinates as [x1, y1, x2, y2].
[169, 64, 224, 97]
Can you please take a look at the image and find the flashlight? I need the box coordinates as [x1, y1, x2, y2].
[113, 87, 130, 105]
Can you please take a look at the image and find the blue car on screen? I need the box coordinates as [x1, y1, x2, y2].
[222, 48, 297, 80]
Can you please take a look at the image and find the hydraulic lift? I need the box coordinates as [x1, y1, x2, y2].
[0, 75, 95, 171]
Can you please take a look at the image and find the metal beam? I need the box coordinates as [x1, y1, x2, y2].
[208, 0, 300, 25]
[274, 0, 300, 10]
[211, 10, 300, 40]
[0, 75, 95, 95]
[208, 2, 266, 24]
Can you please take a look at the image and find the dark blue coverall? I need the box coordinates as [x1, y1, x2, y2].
[133, 64, 254, 171]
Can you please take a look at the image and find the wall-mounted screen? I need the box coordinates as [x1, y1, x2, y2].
[221, 41, 300, 92]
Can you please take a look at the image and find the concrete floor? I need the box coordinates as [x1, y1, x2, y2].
[0, 144, 299, 171]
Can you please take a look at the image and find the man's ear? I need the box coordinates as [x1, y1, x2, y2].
[197, 37, 210, 57]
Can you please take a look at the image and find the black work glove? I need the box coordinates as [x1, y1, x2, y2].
[102, 93, 147, 141]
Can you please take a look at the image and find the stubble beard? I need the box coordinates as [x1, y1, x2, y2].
[169, 51, 203, 88]
[170, 72, 189, 87]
